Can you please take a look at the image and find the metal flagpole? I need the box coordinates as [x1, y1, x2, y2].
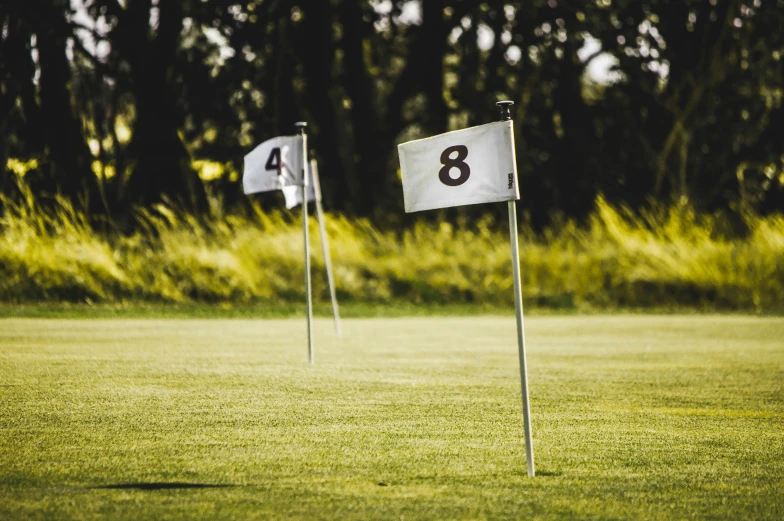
[295, 122, 314, 364]
[497, 100, 535, 477]
[310, 160, 342, 337]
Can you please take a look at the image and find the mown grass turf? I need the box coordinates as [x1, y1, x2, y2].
[1, 315, 782, 520]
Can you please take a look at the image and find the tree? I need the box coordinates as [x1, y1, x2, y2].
[2, 0, 782, 224]
[1, 0, 97, 204]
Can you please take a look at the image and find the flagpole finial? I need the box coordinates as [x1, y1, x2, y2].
[295, 121, 308, 135]
[496, 101, 514, 121]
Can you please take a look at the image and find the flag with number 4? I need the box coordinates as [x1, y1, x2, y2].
[398, 121, 519, 213]
[243, 136, 304, 194]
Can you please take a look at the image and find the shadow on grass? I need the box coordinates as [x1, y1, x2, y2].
[535, 470, 563, 477]
[94, 483, 235, 490]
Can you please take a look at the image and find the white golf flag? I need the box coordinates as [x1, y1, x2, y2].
[398, 121, 519, 213]
[243, 136, 304, 194]
[282, 159, 321, 209]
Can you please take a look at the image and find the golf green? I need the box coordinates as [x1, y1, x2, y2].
[1, 315, 782, 520]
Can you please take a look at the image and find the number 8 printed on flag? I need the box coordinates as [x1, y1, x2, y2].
[398, 120, 519, 213]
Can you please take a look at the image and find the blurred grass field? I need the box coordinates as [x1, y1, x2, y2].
[2, 183, 784, 311]
[1, 315, 782, 520]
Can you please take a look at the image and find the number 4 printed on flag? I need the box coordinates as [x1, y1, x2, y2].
[265, 147, 282, 176]
[243, 136, 304, 195]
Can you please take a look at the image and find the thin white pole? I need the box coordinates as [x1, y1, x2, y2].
[497, 100, 534, 477]
[508, 199, 535, 477]
[311, 160, 342, 337]
[296, 122, 314, 364]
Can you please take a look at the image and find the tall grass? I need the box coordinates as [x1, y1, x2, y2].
[1, 184, 783, 311]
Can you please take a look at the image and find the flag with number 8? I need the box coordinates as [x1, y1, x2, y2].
[397, 121, 519, 213]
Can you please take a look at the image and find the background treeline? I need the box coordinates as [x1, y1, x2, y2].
[1, 0, 783, 226]
[2, 0, 784, 311]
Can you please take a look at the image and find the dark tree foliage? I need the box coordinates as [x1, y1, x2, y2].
[1, 0, 782, 226]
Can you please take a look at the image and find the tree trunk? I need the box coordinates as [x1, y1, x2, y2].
[119, 0, 205, 211]
[419, 0, 448, 134]
[33, 1, 97, 204]
[339, 0, 387, 215]
[299, 0, 350, 211]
